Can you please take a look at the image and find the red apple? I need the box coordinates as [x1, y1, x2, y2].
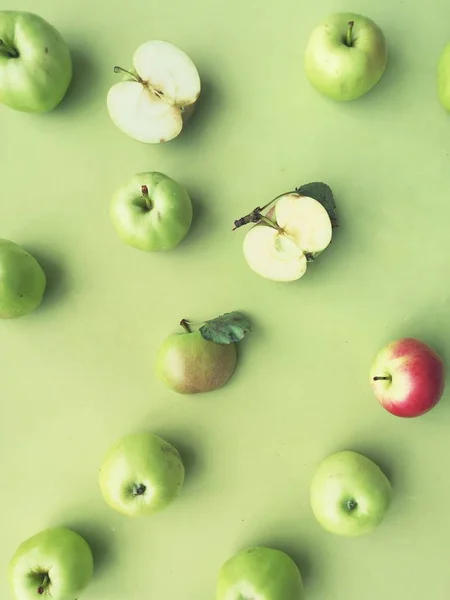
[370, 338, 445, 417]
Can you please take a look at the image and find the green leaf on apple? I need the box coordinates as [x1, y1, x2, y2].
[296, 182, 338, 228]
[200, 312, 251, 345]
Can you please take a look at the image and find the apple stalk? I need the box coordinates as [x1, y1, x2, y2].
[346, 21, 355, 47]
[0, 40, 19, 58]
[113, 66, 165, 99]
[232, 191, 292, 231]
[37, 574, 49, 595]
[180, 319, 192, 333]
[141, 185, 152, 210]
[373, 376, 391, 381]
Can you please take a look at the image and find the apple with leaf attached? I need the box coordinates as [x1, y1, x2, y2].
[156, 312, 251, 394]
[233, 182, 338, 282]
[107, 40, 201, 143]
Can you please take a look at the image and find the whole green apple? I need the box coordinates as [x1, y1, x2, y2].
[437, 43, 450, 111]
[156, 319, 238, 394]
[0, 239, 46, 318]
[310, 450, 392, 537]
[216, 547, 304, 600]
[99, 432, 185, 517]
[110, 171, 193, 251]
[0, 11, 72, 112]
[304, 13, 387, 101]
[8, 527, 94, 600]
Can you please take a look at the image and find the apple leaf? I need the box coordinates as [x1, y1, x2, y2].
[200, 312, 251, 345]
[296, 182, 338, 228]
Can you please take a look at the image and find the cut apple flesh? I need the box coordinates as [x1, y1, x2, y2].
[275, 194, 332, 253]
[242, 193, 332, 282]
[243, 226, 308, 282]
[107, 40, 201, 144]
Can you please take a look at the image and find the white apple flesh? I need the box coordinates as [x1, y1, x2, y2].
[243, 193, 332, 282]
[107, 40, 201, 144]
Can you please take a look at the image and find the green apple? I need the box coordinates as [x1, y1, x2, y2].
[216, 547, 304, 600]
[107, 40, 201, 143]
[8, 527, 93, 600]
[156, 318, 238, 394]
[110, 171, 193, 251]
[437, 43, 450, 111]
[99, 432, 185, 517]
[0, 239, 46, 318]
[310, 450, 392, 537]
[305, 13, 387, 101]
[0, 11, 72, 112]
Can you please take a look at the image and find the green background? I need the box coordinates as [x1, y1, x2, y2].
[2, 0, 450, 598]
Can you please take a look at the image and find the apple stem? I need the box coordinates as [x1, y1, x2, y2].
[141, 185, 152, 210]
[0, 40, 19, 58]
[113, 65, 140, 82]
[373, 376, 391, 381]
[258, 214, 282, 231]
[132, 483, 146, 496]
[37, 574, 49, 595]
[232, 191, 293, 231]
[180, 319, 192, 333]
[346, 21, 355, 47]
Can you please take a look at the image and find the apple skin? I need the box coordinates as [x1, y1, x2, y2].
[110, 172, 193, 251]
[304, 12, 387, 101]
[0, 239, 46, 318]
[156, 330, 237, 394]
[8, 527, 94, 600]
[370, 337, 445, 418]
[437, 43, 450, 111]
[0, 11, 72, 112]
[99, 432, 185, 517]
[310, 450, 392, 537]
[216, 546, 304, 600]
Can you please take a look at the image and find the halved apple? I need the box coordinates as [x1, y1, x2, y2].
[242, 193, 332, 282]
[107, 40, 201, 144]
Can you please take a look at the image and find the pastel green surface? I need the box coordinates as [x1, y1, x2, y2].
[1, 1, 450, 600]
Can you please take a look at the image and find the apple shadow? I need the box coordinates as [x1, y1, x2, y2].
[172, 73, 223, 146]
[63, 521, 117, 577]
[54, 45, 102, 115]
[178, 188, 210, 249]
[22, 246, 68, 312]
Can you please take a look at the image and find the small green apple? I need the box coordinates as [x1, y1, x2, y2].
[0, 239, 46, 318]
[0, 11, 72, 112]
[437, 43, 450, 111]
[99, 432, 185, 517]
[8, 527, 94, 600]
[216, 547, 304, 600]
[107, 40, 201, 143]
[310, 450, 392, 537]
[305, 13, 387, 101]
[156, 312, 251, 394]
[110, 171, 193, 251]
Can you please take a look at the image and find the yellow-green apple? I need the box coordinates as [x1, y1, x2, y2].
[234, 183, 336, 282]
[370, 337, 445, 417]
[107, 40, 200, 143]
[437, 43, 450, 111]
[110, 172, 193, 251]
[8, 527, 93, 600]
[0, 11, 72, 112]
[156, 312, 251, 394]
[0, 239, 46, 318]
[99, 432, 185, 517]
[304, 13, 387, 101]
[216, 547, 304, 600]
[310, 450, 392, 537]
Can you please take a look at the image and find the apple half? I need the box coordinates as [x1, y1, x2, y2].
[242, 193, 333, 282]
[107, 40, 201, 144]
